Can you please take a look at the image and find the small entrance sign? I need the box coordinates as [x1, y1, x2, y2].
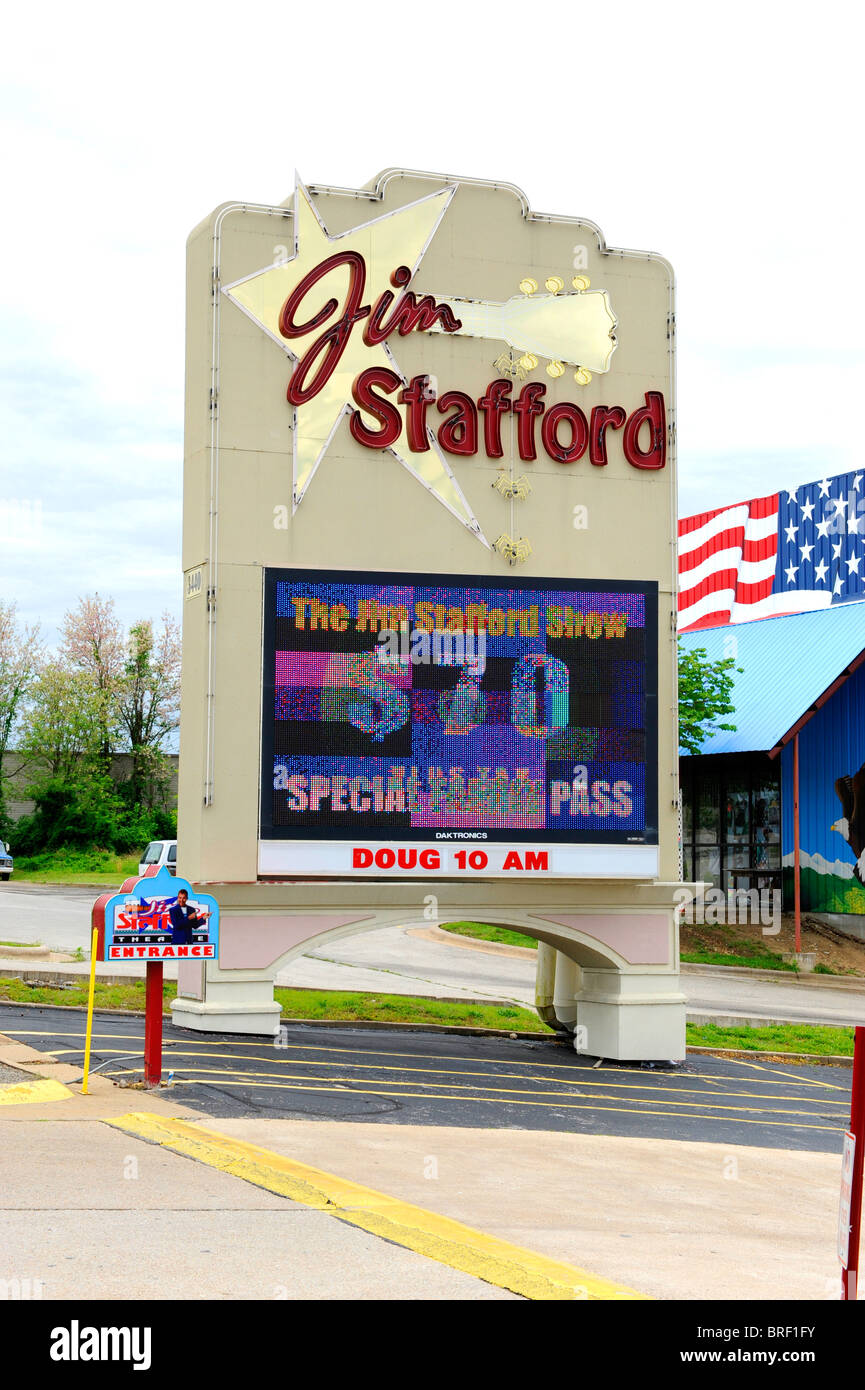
[100, 866, 219, 962]
[91, 867, 220, 1088]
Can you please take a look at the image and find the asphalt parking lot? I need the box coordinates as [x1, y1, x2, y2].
[0, 1004, 851, 1152]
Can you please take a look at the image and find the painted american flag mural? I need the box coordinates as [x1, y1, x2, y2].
[678, 468, 865, 632]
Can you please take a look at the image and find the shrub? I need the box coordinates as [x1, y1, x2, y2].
[9, 776, 175, 856]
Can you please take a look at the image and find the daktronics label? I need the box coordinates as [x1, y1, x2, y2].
[259, 568, 658, 879]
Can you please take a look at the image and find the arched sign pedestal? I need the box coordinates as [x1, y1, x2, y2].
[171, 881, 686, 1062]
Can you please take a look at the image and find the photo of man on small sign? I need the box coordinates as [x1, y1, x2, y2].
[168, 888, 209, 945]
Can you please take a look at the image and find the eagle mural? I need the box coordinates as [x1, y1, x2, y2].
[832, 764, 865, 885]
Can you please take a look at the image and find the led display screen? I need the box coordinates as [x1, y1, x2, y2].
[260, 569, 657, 874]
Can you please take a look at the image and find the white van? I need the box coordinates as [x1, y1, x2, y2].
[138, 840, 177, 877]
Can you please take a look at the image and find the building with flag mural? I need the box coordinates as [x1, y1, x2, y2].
[679, 470, 865, 633]
[678, 468, 865, 935]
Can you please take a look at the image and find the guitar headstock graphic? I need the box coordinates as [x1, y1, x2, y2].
[430, 273, 616, 384]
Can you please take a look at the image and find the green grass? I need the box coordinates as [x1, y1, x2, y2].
[0, 939, 40, 948]
[0, 975, 549, 1032]
[0, 976, 176, 1011]
[0, 973, 852, 1056]
[9, 850, 140, 886]
[681, 948, 797, 972]
[440, 920, 538, 949]
[686, 1021, 854, 1056]
[273, 987, 546, 1029]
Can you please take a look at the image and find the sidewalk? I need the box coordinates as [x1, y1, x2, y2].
[0, 1032, 517, 1300]
[0, 1027, 843, 1302]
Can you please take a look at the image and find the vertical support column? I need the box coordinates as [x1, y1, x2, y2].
[553, 951, 581, 1034]
[842, 1026, 865, 1301]
[535, 942, 564, 1031]
[793, 731, 801, 955]
[144, 960, 164, 1087]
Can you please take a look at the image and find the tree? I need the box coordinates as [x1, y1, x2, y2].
[678, 642, 741, 755]
[116, 614, 181, 808]
[18, 662, 105, 784]
[59, 594, 124, 772]
[0, 602, 42, 830]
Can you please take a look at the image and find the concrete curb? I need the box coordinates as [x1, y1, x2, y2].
[688, 1009, 861, 1028]
[686, 1044, 853, 1069]
[0, 970, 518, 1010]
[418, 927, 865, 990]
[409, 924, 536, 959]
[0, 1076, 74, 1105]
[0, 996, 553, 1041]
[0, 944, 51, 959]
[681, 961, 865, 991]
[0, 999, 854, 1066]
[0, 963, 170, 986]
[2, 994, 859, 1035]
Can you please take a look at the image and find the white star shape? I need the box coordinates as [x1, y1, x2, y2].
[786, 489, 798, 506]
[814, 559, 829, 583]
[847, 553, 861, 575]
[833, 541, 843, 559]
[800, 498, 815, 522]
[784, 521, 798, 544]
[833, 495, 848, 516]
[834, 572, 843, 595]
[816, 516, 832, 539]
[855, 474, 863, 491]
[785, 561, 798, 584]
[221, 176, 486, 543]
[819, 478, 831, 497]
[799, 542, 814, 562]
[849, 510, 863, 535]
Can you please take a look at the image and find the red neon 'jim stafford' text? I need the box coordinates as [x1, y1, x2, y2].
[278, 253, 665, 470]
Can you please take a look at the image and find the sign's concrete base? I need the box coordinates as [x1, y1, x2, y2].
[574, 967, 686, 1061]
[171, 995, 282, 1037]
[170, 880, 687, 1061]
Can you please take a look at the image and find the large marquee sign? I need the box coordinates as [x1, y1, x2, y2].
[179, 168, 677, 892]
[259, 567, 658, 878]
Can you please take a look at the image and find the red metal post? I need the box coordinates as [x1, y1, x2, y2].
[842, 1026, 865, 1300]
[793, 732, 801, 955]
[143, 960, 164, 1087]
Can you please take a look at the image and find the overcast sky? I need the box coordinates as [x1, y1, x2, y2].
[2, 1, 862, 645]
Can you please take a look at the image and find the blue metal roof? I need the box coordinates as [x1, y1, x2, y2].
[678, 602, 865, 755]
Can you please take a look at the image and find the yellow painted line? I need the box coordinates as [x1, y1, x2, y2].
[103, 1063, 847, 1121]
[6, 1027, 846, 1086]
[103, 1111, 647, 1301]
[40, 1043, 847, 1109]
[724, 1056, 845, 1089]
[0, 1077, 72, 1106]
[103, 1074, 845, 1134]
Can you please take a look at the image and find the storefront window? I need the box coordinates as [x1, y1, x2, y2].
[752, 781, 780, 868]
[726, 845, 750, 870]
[681, 755, 781, 897]
[725, 780, 750, 845]
[696, 778, 720, 844]
[695, 846, 721, 888]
